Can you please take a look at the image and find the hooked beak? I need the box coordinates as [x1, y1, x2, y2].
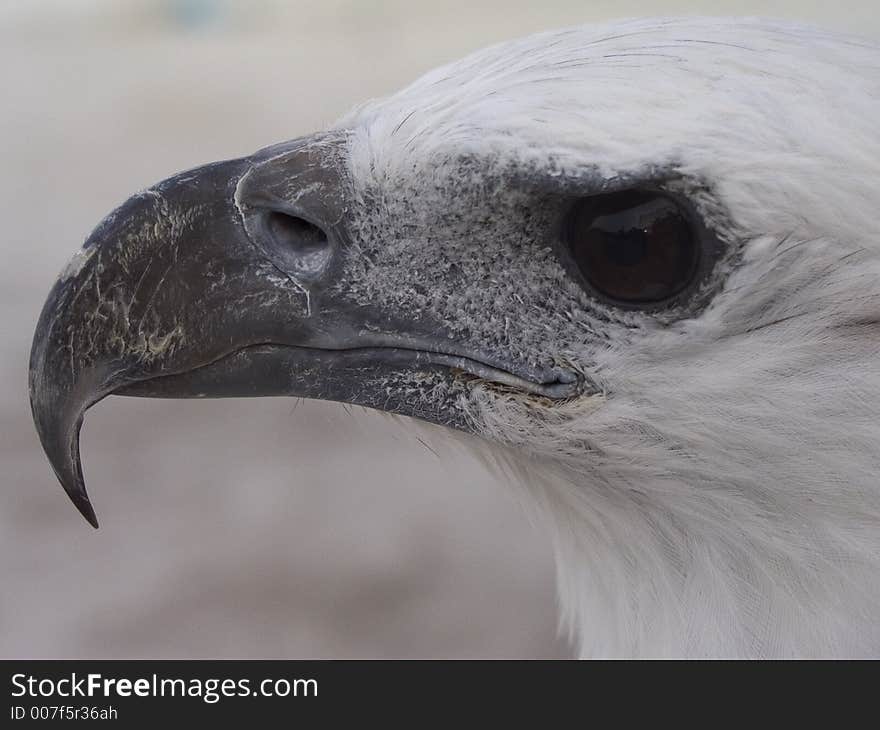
[29, 133, 581, 528]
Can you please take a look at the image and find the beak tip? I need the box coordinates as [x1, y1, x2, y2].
[33, 406, 101, 529]
[56, 467, 100, 529]
[59, 453, 101, 530]
[71, 493, 100, 529]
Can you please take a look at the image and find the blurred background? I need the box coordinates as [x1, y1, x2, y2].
[2, 0, 877, 658]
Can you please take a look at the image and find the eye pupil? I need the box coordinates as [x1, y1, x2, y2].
[566, 191, 698, 305]
[600, 227, 647, 267]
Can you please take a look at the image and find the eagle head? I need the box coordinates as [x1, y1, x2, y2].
[29, 18, 880, 656]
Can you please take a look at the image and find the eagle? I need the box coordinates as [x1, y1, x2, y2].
[29, 17, 880, 658]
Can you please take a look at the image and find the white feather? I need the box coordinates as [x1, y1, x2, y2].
[336, 18, 880, 657]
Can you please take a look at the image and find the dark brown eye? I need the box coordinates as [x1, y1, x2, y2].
[564, 191, 699, 305]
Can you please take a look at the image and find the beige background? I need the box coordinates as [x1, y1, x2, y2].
[1, 1, 876, 658]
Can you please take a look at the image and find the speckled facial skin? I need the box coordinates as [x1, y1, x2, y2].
[333, 150, 737, 410]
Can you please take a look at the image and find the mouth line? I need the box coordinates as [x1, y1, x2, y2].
[360, 346, 584, 399]
[116, 343, 585, 400]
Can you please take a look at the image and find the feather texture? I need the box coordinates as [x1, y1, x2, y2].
[334, 18, 880, 657]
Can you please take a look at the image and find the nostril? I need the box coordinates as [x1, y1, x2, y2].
[261, 210, 332, 279]
[266, 211, 328, 251]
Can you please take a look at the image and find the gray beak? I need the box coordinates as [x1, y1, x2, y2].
[29, 133, 581, 528]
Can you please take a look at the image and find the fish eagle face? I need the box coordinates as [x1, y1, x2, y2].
[29, 16, 880, 656]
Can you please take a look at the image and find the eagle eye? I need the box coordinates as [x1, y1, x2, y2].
[563, 191, 699, 307]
